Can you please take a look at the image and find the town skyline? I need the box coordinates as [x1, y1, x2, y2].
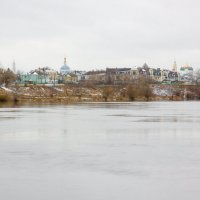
[0, 58, 198, 73]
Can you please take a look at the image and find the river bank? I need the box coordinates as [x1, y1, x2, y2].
[0, 84, 199, 104]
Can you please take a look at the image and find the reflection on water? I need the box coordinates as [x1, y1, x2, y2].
[0, 102, 200, 200]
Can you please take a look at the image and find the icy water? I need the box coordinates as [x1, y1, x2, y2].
[0, 102, 200, 200]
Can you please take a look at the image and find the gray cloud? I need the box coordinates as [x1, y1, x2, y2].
[0, 0, 200, 71]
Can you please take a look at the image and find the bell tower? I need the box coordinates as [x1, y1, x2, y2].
[64, 57, 67, 65]
[12, 60, 16, 73]
[172, 60, 177, 72]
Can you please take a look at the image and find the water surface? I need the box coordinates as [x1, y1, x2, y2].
[0, 102, 200, 200]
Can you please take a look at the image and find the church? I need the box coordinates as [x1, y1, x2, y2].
[60, 57, 71, 75]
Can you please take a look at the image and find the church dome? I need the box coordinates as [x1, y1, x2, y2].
[180, 64, 193, 72]
[180, 64, 193, 71]
[60, 58, 71, 75]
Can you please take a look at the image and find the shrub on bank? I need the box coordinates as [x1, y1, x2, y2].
[126, 85, 138, 101]
[0, 94, 11, 102]
[102, 87, 114, 101]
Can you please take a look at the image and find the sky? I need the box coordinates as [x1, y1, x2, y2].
[0, 0, 200, 72]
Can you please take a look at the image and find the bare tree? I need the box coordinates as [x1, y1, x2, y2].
[102, 86, 113, 102]
[126, 85, 137, 101]
[136, 76, 153, 101]
[193, 69, 200, 85]
[0, 68, 16, 86]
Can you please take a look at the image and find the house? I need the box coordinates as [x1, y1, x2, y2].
[73, 70, 86, 81]
[20, 67, 58, 85]
[105, 68, 132, 84]
[83, 70, 106, 83]
[60, 73, 78, 83]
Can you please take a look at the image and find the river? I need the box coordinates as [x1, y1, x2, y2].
[0, 102, 200, 200]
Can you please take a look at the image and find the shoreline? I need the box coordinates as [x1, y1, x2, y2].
[0, 84, 199, 105]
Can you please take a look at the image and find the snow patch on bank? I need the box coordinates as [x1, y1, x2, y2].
[153, 86, 173, 96]
[0, 87, 14, 93]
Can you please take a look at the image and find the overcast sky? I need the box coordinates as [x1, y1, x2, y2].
[0, 0, 200, 71]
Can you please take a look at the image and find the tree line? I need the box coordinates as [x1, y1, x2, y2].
[102, 77, 153, 101]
